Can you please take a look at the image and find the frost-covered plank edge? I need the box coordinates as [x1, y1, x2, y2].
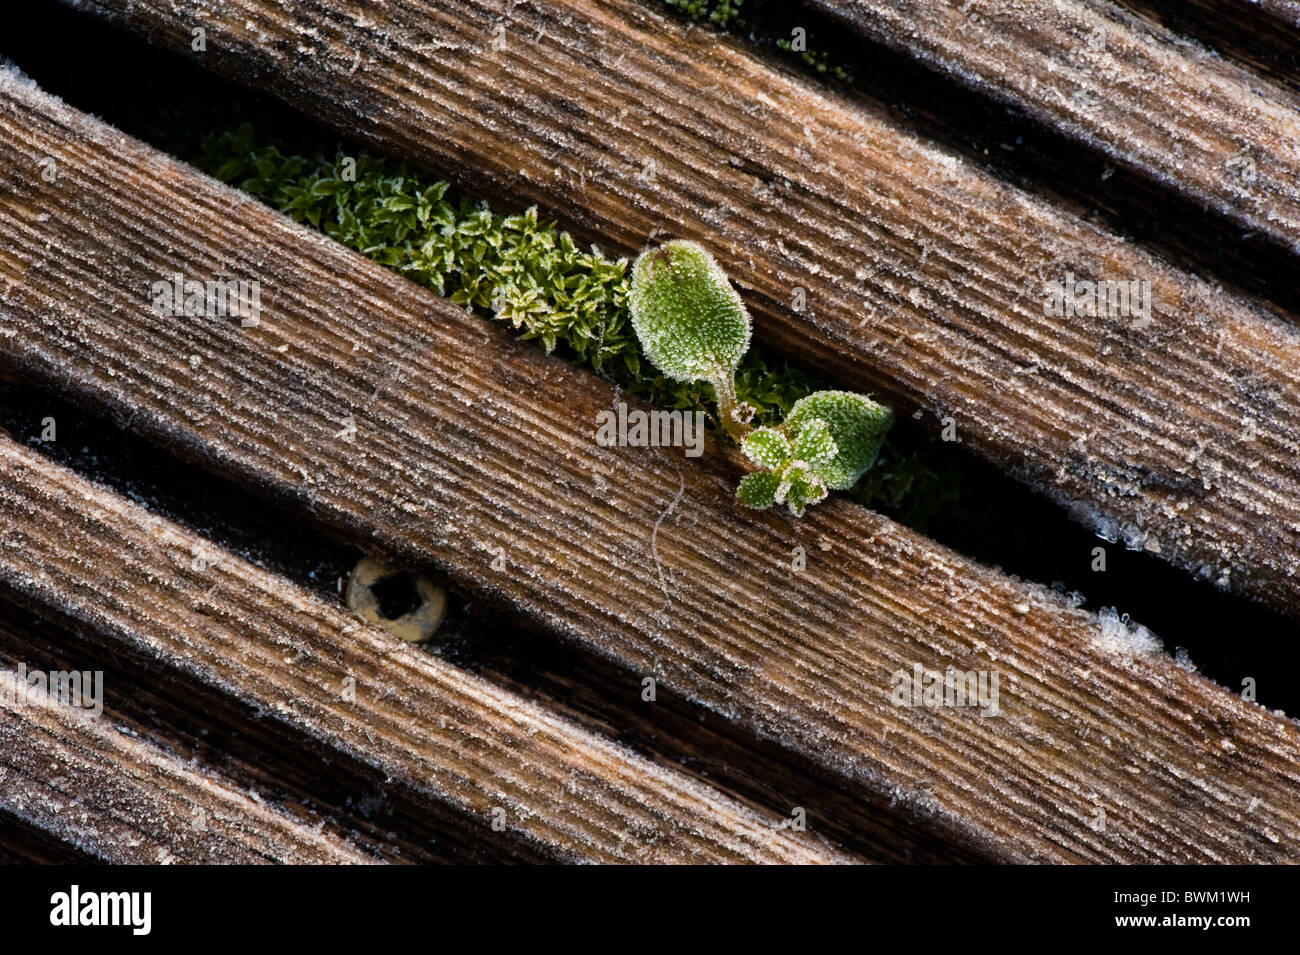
[3, 75, 1298, 863]
[0, 667, 378, 864]
[0, 439, 848, 865]
[73, 0, 1300, 620]
[810, 0, 1300, 252]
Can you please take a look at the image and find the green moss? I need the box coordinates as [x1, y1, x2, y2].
[664, 0, 745, 28]
[775, 40, 855, 84]
[660, 0, 855, 85]
[182, 121, 963, 529]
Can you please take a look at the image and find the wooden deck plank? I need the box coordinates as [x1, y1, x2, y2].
[0, 437, 849, 865]
[808, 0, 1300, 254]
[70, 0, 1300, 619]
[0, 667, 378, 864]
[1, 73, 1298, 861]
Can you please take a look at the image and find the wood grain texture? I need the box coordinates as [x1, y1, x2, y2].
[0, 667, 378, 864]
[71, 0, 1300, 620]
[0, 439, 848, 865]
[1252, 0, 1300, 23]
[810, 0, 1300, 253]
[1, 73, 1298, 862]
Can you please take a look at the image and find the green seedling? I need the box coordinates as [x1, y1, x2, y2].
[187, 124, 957, 527]
[629, 240, 893, 515]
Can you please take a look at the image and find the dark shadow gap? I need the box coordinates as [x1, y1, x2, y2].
[0, 812, 103, 865]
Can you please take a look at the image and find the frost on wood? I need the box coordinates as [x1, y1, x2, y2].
[8, 67, 1300, 862]
[0, 438, 843, 864]
[0, 670, 372, 864]
[809, 0, 1300, 256]
[1094, 606, 1163, 656]
[82, 0, 1300, 618]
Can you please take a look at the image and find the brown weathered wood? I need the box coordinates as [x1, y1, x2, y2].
[809, 0, 1300, 254]
[0, 667, 378, 864]
[0, 437, 848, 865]
[71, 0, 1300, 620]
[1, 73, 1298, 862]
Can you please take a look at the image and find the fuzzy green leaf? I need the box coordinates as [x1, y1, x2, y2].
[790, 417, 837, 467]
[629, 240, 751, 385]
[736, 471, 781, 509]
[740, 427, 792, 470]
[775, 463, 828, 517]
[783, 391, 893, 490]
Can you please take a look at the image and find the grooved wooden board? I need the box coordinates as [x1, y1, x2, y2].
[72, 0, 1300, 620]
[0, 437, 847, 865]
[810, 0, 1300, 254]
[0, 668, 378, 864]
[1, 73, 1298, 862]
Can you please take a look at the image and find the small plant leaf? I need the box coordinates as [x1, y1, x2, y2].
[629, 240, 751, 384]
[790, 417, 837, 467]
[740, 427, 792, 470]
[783, 391, 893, 490]
[736, 471, 781, 509]
[776, 463, 828, 516]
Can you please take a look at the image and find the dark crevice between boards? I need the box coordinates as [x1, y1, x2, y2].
[0, 811, 102, 865]
[0, 381, 983, 863]
[3, 10, 1298, 715]
[0, 585, 541, 864]
[657, 0, 1300, 324]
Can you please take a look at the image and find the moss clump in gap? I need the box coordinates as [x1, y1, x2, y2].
[775, 40, 855, 84]
[183, 121, 964, 530]
[664, 0, 745, 28]
[660, 0, 855, 85]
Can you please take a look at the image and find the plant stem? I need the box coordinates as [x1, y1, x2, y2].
[713, 374, 754, 442]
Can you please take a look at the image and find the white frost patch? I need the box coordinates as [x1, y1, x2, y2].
[1093, 606, 1163, 656]
[0, 59, 40, 90]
